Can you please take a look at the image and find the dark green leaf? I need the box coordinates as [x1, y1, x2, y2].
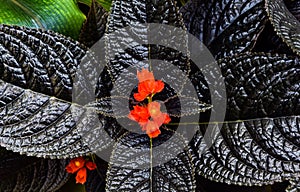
[0, 0, 86, 39]
[0, 147, 69, 192]
[180, 0, 267, 59]
[266, 0, 300, 56]
[106, 133, 195, 191]
[0, 25, 86, 101]
[0, 25, 112, 158]
[190, 53, 300, 191]
[285, 0, 300, 22]
[219, 53, 299, 120]
[79, 0, 108, 47]
[190, 115, 300, 191]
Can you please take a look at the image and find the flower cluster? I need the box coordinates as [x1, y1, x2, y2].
[128, 69, 171, 138]
[65, 157, 97, 184]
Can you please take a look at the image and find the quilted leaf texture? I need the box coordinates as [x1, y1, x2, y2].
[0, 25, 99, 158]
[0, 25, 86, 101]
[106, 133, 195, 191]
[285, 0, 300, 22]
[220, 53, 299, 120]
[92, 0, 198, 141]
[0, 0, 299, 191]
[180, 0, 267, 59]
[0, 147, 69, 192]
[252, 21, 295, 55]
[190, 53, 300, 191]
[266, 0, 300, 56]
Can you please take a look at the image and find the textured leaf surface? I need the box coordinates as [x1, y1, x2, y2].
[0, 147, 69, 192]
[0, 25, 85, 101]
[0, 0, 86, 39]
[1, 0, 300, 191]
[180, 0, 267, 59]
[99, 2, 199, 190]
[0, 77, 119, 158]
[0, 79, 94, 158]
[220, 53, 299, 120]
[285, 0, 300, 22]
[190, 53, 300, 191]
[266, 0, 300, 56]
[106, 134, 195, 192]
[94, 0, 201, 137]
[0, 25, 96, 158]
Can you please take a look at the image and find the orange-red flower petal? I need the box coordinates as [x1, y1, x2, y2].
[163, 113, 171, 124]
[154, 80, 164, 93]
[148, 128, 161, 138]
[129, 69, 169, 138]
[144, 120, 161, 138]
[86, 161, 97, 170]
[140, 80, 156, 94]
[66, 157, 85, 173]
[133, 91, 148, 101]
[148, 101, 161, 118]
[75, 168, 87, 184]
[137, 68, 154, 82]
[128, 105, 150, 123]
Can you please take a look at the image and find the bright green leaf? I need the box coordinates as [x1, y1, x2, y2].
[0, 0, 86, 39]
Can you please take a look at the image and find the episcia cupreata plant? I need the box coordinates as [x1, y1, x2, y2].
[0, 0, 299, 191]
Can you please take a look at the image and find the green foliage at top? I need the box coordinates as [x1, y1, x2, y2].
[0, 0, 86, 39]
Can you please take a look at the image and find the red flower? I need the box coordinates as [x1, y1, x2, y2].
[128, 105, 150, 124]
[148, 102, 171, 126]
[143, 120, 161, 138]
[133, 69, 165, 101]
[128, 102, 171, 138]
[163, 113, 171, 124]
[148, 101, 162, 118]
[76, 168, 87, 184]
[137, 68, 155, 82]
[86, 161, 97, 170]
[133, 89, 149, 101]
[65, 157, 97, 184]
[128, 68, 171, 138]
[65, 157, 85, 173]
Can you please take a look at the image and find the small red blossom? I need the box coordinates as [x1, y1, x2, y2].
[86, 161, 97, 170]
[128, 105, 150, 124]
[163, 113, 171, 124]
[136, 69, 154, 82]
[144, 120, 161, 138]
[133, 69, 165, 101]
[133, 90, 149, 101]
[65, 157, 97, 184]
[65, 157, 85, 173]
[76, 168, 87, 184]
[148, 102, 171, 127]
[129, 68, 171, 138]
[137, 68, 155, 82]
[148, 101, 162, 117]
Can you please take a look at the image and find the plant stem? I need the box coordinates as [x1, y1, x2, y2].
[150, 137, 153, 192]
